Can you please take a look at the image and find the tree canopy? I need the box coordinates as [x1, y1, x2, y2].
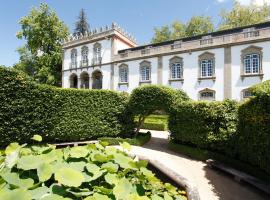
[151, 16, 214, 43]
[15, 3, 69, 86]
[74, 9, 90, 35]
[219, 1, 270, 30]
[151, 1, 270, 43]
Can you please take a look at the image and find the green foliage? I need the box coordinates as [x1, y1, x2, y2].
[15, 3, 69, 86]
[185, 16, 214, 37]
[219, 1, 270, 30]
[237, 80, 270, 174]
[169, 100, 239, 156]
[151, 16, 214, 43]
[151, 25, 172, 43]
[0, 67, 133, 147]
[74, 9, 90, 35]
[0, 139, 187, 199]
[128, 85, 189, 133]
[99, 132, 151, 146]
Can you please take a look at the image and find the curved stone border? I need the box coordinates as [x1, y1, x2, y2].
[133, 154, 201, 200]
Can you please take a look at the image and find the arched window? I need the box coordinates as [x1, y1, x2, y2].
[199, 88, 215, 101]
[241, 46, 263, 76]
[119, 64, 128, 83]
[93, 43, 102, 64]
[81, 46, 89, 67]
[71, 49, 77, 69]
[198, 52, 215, 78]
[170, 56, 183, 79]
[140, 61, 151, 82]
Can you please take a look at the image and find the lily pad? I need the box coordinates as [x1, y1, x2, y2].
[55, 167, 84, 187]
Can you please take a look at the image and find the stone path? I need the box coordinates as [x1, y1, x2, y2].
[130, 130, 269, 200]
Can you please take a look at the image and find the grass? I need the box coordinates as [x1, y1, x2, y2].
[168, 140, 270, 183]
[98, 132, 151, 146]
[135, 114, 169, 131]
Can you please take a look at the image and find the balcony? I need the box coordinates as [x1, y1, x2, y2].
[69, 62, 77, 69]
[80, 60, 89, 67]
[92, 57, 102, 65]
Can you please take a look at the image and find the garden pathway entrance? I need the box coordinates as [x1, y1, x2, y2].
[131, 130, 269, 200]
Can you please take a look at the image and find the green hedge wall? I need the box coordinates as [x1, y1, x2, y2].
[237, 81, 270, 174]
[0, 67, 133, 146]
[169, 100, 239, 156]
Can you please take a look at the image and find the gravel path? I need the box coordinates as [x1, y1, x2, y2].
[130, 130, 269, 200]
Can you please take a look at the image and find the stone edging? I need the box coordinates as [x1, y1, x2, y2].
[132, 154, 201, 200]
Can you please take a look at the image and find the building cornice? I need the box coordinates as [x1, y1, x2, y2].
[62, 23, 137, 50]
[113, 30, 270, 63]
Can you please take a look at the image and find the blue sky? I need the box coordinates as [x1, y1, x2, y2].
[0, 0, 252, 66]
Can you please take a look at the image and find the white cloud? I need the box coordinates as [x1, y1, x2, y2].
[237, 0, 270, 6]
[216, 0, 270, 5]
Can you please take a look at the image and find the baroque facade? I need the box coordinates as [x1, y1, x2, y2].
[62, 22, 270, 101]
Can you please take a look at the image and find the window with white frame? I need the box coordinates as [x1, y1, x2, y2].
[94, 44, 101, 58]
[140, 61, 151, 82]
[199, 89, 215, 101]
[71, 49, 77, 68]
[119, 65, 128, 83]
[242, 89, 253, 99]
[201, 59, 214, 77]
[170, 57, 183, 79]
[243, 54, 260, 74]
[81, 46, 88, 66]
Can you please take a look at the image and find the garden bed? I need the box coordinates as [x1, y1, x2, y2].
[0, 136, 187, 199]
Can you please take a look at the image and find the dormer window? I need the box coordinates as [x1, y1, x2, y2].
[70, 49, 77, 69]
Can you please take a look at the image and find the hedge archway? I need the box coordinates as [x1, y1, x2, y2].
[127, 85, 189, 134]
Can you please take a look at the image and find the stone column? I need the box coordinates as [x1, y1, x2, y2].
[224, 47, 232, 99]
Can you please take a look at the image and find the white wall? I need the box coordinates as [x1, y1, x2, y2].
[231, 41, 270, 100]
[115, 48, 224, 100]
[115, 57, 158, 93]
[163, 48, 224, 100]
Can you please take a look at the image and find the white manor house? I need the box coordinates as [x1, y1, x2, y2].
[62, 22, 270, 101]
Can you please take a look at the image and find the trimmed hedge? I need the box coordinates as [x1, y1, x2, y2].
[128, 85, 189, 117]
[128, 85, 189, 132]
[237, 81, 270, 174]
[0, 67, 133, 146]
[169, 100, 239, 156]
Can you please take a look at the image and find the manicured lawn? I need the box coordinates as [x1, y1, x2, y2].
[99, 131, 151, 146]
[135, 114, 169, 131]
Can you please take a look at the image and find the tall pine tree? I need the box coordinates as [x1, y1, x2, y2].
[74, 9, 90, 35]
